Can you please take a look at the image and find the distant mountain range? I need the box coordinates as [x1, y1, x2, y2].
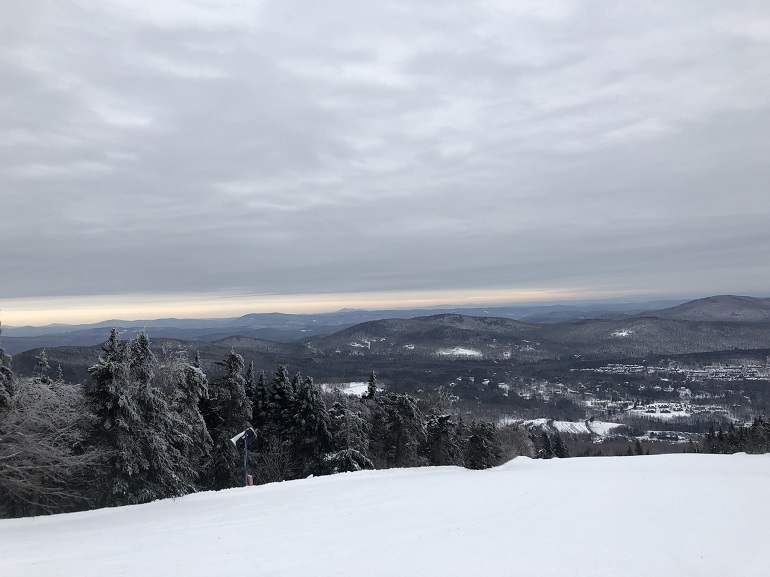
[0, 298, 688, 355]
[5, 294, 770, 384]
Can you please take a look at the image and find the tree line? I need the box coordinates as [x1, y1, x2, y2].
[0, 329, 528, 518]
[700, 418, 770, 454]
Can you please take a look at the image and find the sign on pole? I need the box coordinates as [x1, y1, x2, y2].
[231, 427, 257, 487]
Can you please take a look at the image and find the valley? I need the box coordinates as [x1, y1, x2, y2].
[6, 296, 770, 452]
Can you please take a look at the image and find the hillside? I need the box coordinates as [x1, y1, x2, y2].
[305, 313, 770, 360]
[640, 295, 770, 322]
[2, 454, 768, 577]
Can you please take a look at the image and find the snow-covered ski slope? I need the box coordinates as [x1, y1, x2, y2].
[2, 454, 769, 577]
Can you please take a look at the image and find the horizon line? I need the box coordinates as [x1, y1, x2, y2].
[1, 287, 756, 328]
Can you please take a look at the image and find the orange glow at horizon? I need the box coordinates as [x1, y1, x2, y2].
[1, 287, 665, 327]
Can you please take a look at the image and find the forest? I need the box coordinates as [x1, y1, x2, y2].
[0, 330, 528, 519]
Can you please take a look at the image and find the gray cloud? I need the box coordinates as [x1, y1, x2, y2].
[2, 0, 769, 308]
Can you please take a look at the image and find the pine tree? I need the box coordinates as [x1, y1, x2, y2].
[88, 330, 199, 505]
[0, 346, 13, 411]
[33, 349, 51, 383]
[368, 393, 426, 468]
[327, 397, 373, 473]
[268, 365, 295, 430]
[129, 331, 155, 387]
[634, 439, 644, 456]
[244, 361, 256, 402]
[170, 354, 213, 489]
[87, 329, 145, 506]
[464, 421, 503, 469]
[250, 369, 270, 430]
[424, 413, 462, 466]
[206, 351, 252, 489]
[362, 370, 378, 400]
[132, 360, 196, 501]
[552, 433, 569, 458]
[288, 376, 333, 477]
[539, 432, 554, 459]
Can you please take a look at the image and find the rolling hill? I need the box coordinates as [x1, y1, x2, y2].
[639, 295, 770, 322]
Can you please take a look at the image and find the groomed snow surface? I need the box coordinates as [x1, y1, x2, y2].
[3, 454, 769, 577]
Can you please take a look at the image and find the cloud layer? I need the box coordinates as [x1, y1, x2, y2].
[2, 1, 769, 319]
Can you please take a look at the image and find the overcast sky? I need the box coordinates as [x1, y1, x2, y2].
[2, 1, 769, 325]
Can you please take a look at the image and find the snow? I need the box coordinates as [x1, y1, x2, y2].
[319, 382, 369, 396]
[2, 455, 770, 577]
[437, 347, 483, 358]
[612, 329, 633, 337]
[516, 418, 624, 437]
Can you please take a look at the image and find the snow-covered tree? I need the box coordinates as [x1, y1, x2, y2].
[464, 421, 502, 470]
[0, 346, 13, 411]
[33, 349, 51, 383]
[129, 330, 155, 387]
[288, 376, 333, 477]
[362, 370, 377, 400]
[268, 365, 295, 428]
[244, 361, 256, 401]
[326, 396, 373, 474]
[86, 329, 143, 506]
[88, 330, 198, 505]
[368, 393, 427, 468]
[176, 358, 213, 486]
[538, 432, 554, 459]
[0, 377, 102, 517]
[132, 364, 196, 501]
[249, 369, 270, 430]
[424, 413, 463, 466]
[206, 351, 252, 489]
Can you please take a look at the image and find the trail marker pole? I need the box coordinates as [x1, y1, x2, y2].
[230, 427, 257, 487]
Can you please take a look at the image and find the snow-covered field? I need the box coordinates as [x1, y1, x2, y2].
[319, 381, 369, 396]
[2, 454, 769, 577]
[437, 346, 483, 358]
[514, 417, 625, 437]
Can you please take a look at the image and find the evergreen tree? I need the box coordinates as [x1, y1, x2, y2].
[368, 393, 426, 468]
[538, 432, 554, 459]
[326, 397, 373, 473]
[424, 413, 462, 466]
[172, 354, 213, 489]
[132, 358, 196, 501]
[206, 351, 252, 489]
[0, 345, 13, 411]
[362, 370, 378, 400]
[87, 329, 146, 506]
[288, 376, 333, 477]
[129, 331, 155, 387]
[552, 433, 569, 458]
[33, 349, 51, 383]
[89, 330, 200, 505]
[634, 438, 644, 456]
[55, 363, 65, 384]
[244, 361, 256, 402]
[250, 369, 270, 430]
[464, 421, 503, 469]
[267, 365, 295, 430]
